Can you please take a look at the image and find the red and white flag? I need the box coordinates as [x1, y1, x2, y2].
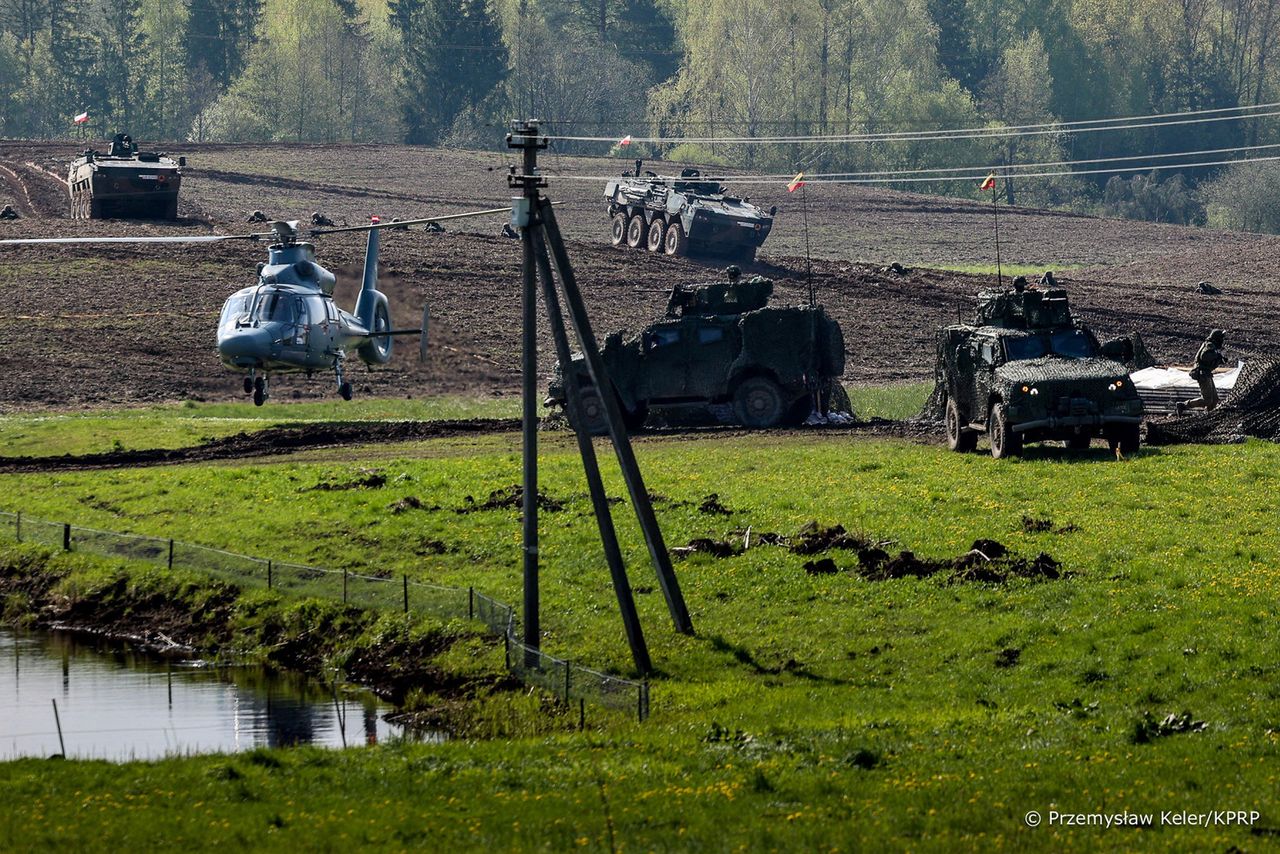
[73, 111, 89, 125]
[787, 172, 806, 192]
[618, 134, 632, 146]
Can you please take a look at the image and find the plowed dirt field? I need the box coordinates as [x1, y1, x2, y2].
[1, 142, 1274, 410]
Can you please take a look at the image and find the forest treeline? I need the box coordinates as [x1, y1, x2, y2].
[3, 0, 1280, 228]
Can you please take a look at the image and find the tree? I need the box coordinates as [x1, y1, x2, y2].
[982, 30, 1064, 205]
[389, 0, 505, 145]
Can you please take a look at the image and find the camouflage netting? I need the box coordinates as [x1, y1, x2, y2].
[1146, 357, 1280, 445]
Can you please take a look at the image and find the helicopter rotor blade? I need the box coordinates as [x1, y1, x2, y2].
[0, 233, 266, 246]
[307, 203, 561, 236]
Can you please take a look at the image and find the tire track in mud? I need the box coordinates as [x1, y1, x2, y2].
[0, 417, 942, 474]
[0, 162, 37, 217]
[0, 418, 521, 473]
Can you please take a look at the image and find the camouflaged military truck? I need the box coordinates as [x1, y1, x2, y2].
[936, 284, 1143, 458]
[605, 161, 774, 260]
[68, 133, 185, 220]
[547, 271, 844, 432]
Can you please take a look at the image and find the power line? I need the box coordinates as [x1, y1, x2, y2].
[547, 152, 1280, 186]
[556, 141, 1280, 182]
[544, 101, 1280, 145]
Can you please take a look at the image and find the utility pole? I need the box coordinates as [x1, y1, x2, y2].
[508, 121, 546, 665]
[506, 119, 695, 675]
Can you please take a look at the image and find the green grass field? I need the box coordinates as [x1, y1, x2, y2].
[2, 406, 1280, 850]
[0, 396, 521, 457]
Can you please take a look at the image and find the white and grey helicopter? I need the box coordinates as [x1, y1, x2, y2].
[1, 207, 510, 405]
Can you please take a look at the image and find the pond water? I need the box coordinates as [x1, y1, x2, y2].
[0, 628, 415, 761]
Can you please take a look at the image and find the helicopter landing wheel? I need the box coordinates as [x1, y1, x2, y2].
[254, 376, 265, 393]
[339, 381, 353, 401]
[243, 376, 254, 395]
[253, 386, 266, 406]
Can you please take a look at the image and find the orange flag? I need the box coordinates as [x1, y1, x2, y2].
[787, 172, 806, 192]
[979, 173, 996, 191]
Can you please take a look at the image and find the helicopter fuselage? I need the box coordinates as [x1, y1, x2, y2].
[215, 241, 393, 404]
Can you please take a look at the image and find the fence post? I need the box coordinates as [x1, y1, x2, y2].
[343, 568, 348, 604]
[402, 574, 409, 614]
[503, 631, 510, 669]
[468, 587, 474, 620]
[564, 661, 571, 704]
[267, 560, 273, 590]
[639, 681, 649, 723]
[167, 539, 174, 569]
[15, 511, 21, 542]
[62, 523, 70, 551]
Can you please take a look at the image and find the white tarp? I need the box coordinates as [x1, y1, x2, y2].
[1131, 361, 1243, 392]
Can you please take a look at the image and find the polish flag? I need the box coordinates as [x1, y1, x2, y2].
[618, 134, 632, 146]
[73, 111, 89, 125]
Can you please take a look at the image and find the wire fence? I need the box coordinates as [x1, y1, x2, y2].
[0, 510, 648, 722]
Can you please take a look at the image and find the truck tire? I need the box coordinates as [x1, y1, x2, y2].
[625, 215, 646, 248]
[945, 398, 977, 452]
[663, 221, 686, 256]
[989, 403, 1022, 459]
[1108, 424, 1140, 455]
[611, 213, 628, 246]
[568, 387, 610, 436]
[733, 376, 786, 428]
[646, 217, 666, 252]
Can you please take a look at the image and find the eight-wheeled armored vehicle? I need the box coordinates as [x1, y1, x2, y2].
[547, 269, 845, 432]
[935, 283, 1143, 458]
[605, 161, 774, 260]
[68, 133, 185, 220]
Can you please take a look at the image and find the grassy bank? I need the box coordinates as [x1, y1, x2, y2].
[3, 428, 1279, 849]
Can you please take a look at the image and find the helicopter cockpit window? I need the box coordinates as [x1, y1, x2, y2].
[220, 295, 251, 325]
[254, 291, 296, 324]
[697, 327, 725, 345]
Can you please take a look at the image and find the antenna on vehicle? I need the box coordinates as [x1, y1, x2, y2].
[980, 171, 1004, 289]
[789, 168, 815, 308]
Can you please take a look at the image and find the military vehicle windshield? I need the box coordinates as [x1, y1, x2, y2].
[1049, 329, 1096, 357]
[1003, 329, 1097, 362]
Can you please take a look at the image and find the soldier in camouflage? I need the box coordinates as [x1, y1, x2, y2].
[1182, 329, 1227, 412]
[0, 204, 18, 220]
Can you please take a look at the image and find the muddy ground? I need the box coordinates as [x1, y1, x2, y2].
[0, 141, 1275, 410]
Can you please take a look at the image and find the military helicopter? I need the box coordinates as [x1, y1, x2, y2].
[0, 207, 511, 405]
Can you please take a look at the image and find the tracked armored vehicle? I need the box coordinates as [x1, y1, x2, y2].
[548, 269, 844, 432]
[68, 133, 185, 220]
[935, 283, 1143, 458]
[605, 161, 774, 260]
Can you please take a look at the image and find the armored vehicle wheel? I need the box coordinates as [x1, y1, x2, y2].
[1108, 424, 1140, 455]
[569, 387, 610, 436]
[733, 376, 787, 428]
[1065, 432, 1092, 450]
[989, 403, 1021, 459]
[945, 398, 977, 452]
[646, 217, 666, 252]
[625, 215, 646, 248]
[610, 213, 628, 246]
[663, 221, 686, 256]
